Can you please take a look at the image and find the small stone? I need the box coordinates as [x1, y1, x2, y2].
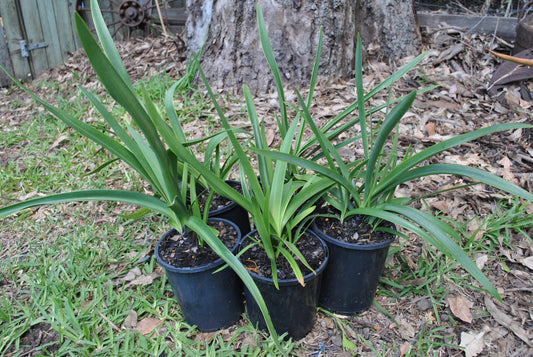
[417, 298, 433, 312]
[324, 317, 335, 329]
[441, 313, 449, 321]
[362, 327, 370, 339]
[330, 334, 342, 347]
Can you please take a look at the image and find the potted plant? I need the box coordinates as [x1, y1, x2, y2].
[190, 5, 339, 340]
[200, 67, 333, 340]
[254, 35, 533, 315]
[0, 0, 280, 343]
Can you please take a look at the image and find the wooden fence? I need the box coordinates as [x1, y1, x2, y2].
[0, 0, 80, 86]
[0, 0, 186, 87]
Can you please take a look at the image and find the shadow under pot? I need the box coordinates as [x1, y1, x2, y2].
[156, 218, 244, 332]
[202, 180, 251, 237]
[239, 229, 329, 340]
[312, 217, 395, 315]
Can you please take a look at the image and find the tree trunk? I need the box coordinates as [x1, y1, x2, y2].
[187, 0, 421, 94]
[355, 0, 422, 63]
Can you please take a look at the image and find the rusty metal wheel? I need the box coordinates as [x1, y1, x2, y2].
[75, 0, 184, 40]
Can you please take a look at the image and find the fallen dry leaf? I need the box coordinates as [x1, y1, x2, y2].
[266, 128, 275, 146]
[399, 341, 410, 357]
[498, 156, 519, 185]
[135, 318, 163, 336]
[51, 134, 70, 149]
[475, 254, 489, 270]
[425, 122, 436, 136]
[194, 331, 217, 342]
[448, 295, 473, 323]
[468, 219, 482, 237]
[126, 272, 162, 287]
[117, 267, 163, 289]
[123, 309, 138, 329]
[522, 256, 533, 270]
[122, 267, 142, 281]
[396, 316, 416, 340]
[484, 296, 532, 346]
[429, 199, 448, 213]
[460, 326, 490, 357]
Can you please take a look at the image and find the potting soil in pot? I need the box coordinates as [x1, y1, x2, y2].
[240, 230, 328, 340]
[156, 219, 244, 332]
[314, 214, 395, 245]
[158, 219, 239, 267]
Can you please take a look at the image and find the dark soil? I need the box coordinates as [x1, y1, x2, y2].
[314, 209, 395, 245]
[239, 230, 326, 280]
[157, 220, 238, 268]
[4, 322, 60, 356]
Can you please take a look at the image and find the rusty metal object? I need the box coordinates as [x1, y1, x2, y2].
[514, 1, 533, 54]
[118, 1, 148, 27]
[76, 0, 185, 39]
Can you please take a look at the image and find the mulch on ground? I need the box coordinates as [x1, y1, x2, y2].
[1, 24, 532, 356]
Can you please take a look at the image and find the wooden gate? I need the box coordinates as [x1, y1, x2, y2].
[0, 0, 80, 86]
[0, 0, 186, 87]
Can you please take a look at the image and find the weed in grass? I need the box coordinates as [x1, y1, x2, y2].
[383, 240, 463, 304]
[434, 197, 532, 287]
[134, 72, 176, 103]
[467, 197, 533, 248]
[2, 217, 162, 355]
[369, 218, 489, 355]
[398, 323, 461, 356]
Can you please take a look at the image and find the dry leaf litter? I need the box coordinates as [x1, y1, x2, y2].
[0, 27, 532, 356]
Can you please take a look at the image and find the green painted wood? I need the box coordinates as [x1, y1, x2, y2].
[0, 17, 14, 86]
[1, 0, 186, 82]
[0, 0, 81, 82]
[68, 0, 81, 49]
[0, 0, 31, 81]
[53, 0, 78, 59]
[19, 0, 49, 77]
[37, 0, 63, 69]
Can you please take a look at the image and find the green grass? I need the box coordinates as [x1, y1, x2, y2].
[1, 68, 531, 356]
[0, 212, 297, 356]
[0, 73, 294, 356]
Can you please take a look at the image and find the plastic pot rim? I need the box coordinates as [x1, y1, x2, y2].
[155, 217, 241, 274]
[207, 180, 243, 216]
[239, 229, 329, 287]
[311, 221, 395, 251]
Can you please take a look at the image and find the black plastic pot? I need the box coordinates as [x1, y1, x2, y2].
[312, 221, 394, 314]
[155, 218, 244, 332]
[207, 180, 251, 237]
[240, 230, 329, 340]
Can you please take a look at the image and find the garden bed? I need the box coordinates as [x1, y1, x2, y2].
[0, 27, 532, 356]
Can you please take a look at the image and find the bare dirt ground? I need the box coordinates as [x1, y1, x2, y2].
[1, 25, 532, 356]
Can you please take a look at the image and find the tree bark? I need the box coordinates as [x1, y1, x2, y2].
[187, 0, 421, 94]
[355, 0, 422, 63]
